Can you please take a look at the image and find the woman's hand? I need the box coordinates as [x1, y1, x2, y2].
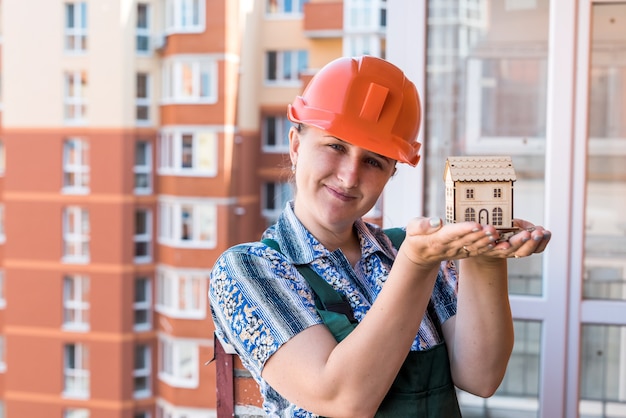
[462, 218, 551, 260]
[401, 217, 551, 267]
[400, 217, 499, 267]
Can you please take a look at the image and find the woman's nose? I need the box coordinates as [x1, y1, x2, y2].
[337, 156, 360, 188]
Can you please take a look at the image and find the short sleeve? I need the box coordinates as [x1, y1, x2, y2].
[209, 243, 323, 378]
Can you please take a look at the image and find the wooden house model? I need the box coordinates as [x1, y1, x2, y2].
[444, 156, 517, 231]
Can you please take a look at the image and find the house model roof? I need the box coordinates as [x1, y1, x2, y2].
[445, 156, 517, 182]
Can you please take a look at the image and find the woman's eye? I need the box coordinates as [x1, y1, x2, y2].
[329, 143, 345, 152]
[365, 158, 383, 168]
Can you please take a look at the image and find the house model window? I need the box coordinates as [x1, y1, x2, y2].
[444, 156, 518, 233]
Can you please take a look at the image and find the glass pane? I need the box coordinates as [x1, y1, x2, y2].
[582, 3, 626, 302]
[579, 325, 626, 417]
[460, 320, 542, 417]
[425, 1, 550, 297]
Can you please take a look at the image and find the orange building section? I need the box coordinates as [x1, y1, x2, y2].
[304, 1, 344, 32]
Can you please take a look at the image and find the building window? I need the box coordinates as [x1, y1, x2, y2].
[494, 187, 502, 198]
[0, 140, 5, 176]
[465, 207, 476, 222]
[158, 200, 217, 248]
[134, 344, 151, 398]
[64, 71, 87, 124]
[63, 343, 89, 398]
[134, 412, 150, 418]
[159, 335, 199, 388]
[136, 73, 150, 124]
[135, 141, 152, 194]
[137, 3, 150, 53]
[158, 130, 217, 176]
[265, 50, 308, 84]
[262, 182, 292, 224]
[64, 409, 89, 418]
[134, 277, 152, 331]
[156, 267, 206, 319]
[262, 115, 291, 152]
[266, 0, 308, 14]
[63, 275, 90, 331]
[63, 206, 90, 263]
[162, 58, 217, 103]
[0, 270, 5, 309]
[492, 207, 503, 226]
[165, 0, 205, 33]
[135, 209, 152, 263]
[466, 188, 474, 199]
[0, 205, 5, 244]
[63, 138, 89, 194]
[0, 336, 5, 373]
[65, 2, 87, 52]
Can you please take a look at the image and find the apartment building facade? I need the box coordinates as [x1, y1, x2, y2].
[1, 0, 249, 417]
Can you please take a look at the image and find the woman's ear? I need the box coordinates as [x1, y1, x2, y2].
[288, 126, 300, 166]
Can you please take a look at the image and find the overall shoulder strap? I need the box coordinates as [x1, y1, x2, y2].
[382, 228, 443, 336]
[383, 227, 406, 249]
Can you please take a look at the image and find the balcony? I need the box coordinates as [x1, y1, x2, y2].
[303, 1, 343, 38]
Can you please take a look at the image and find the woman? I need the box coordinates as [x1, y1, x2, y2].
[209, 56, 551, 417]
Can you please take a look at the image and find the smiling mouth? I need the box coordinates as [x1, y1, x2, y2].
[326, 185, 355, 201]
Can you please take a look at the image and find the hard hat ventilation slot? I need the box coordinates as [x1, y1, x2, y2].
[360, 82, 389, 122]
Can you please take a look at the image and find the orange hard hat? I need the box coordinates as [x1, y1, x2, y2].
[287, 55, 422, 166]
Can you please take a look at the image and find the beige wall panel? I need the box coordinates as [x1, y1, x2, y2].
[3, 0, 163, 128]
[261, 19, 309, 48]
[3, 0, 64, 127]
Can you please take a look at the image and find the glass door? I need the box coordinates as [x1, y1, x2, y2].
[571, 1, 626, 417]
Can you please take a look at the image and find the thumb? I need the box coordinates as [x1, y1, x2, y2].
[406, 216, 443, 236]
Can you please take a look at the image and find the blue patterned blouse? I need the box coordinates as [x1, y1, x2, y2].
[209, 202, 459, 417]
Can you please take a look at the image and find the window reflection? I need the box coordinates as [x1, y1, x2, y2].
[579, 325, 626, 417]
[425, 0, 549, 297]
[583, 3, 626, 302]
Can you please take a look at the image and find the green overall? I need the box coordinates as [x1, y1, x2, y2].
[263, 229, 462, 417]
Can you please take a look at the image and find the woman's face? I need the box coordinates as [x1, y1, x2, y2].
[289, 125, 397, 232]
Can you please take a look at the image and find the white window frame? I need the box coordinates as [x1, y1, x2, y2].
[158, 335, 199, 388]
[265, 50, 308, 85]
[63, 409, 89, 418]
[136, 3, 151, 54]
[0, 336, 5, 373]
[63, 343, 89, 399]
[134, 208, 152, 263]
[464, 57, 548, 155]
[64, 71, 87, 125]
[134, 277, 152, 331]
[0, 270, 5, 309]
[158, 129, 218, 176]
[158, 198, 217, 249]
[134, 344, 152, 398]
[0, 205, 5, 244]
[62, 206, 90, 263]
[265, 0, 307, 16]
[64, 2, 88, 53]
[0, 140, 5, 175]
[162, 57, 218, 104]
[136, 73, 151, 125]
[63, 138, 89, 194]
[134, 141, 153, 194]
[63, 275, 90, 331]
[345, 0, 386, 31]
[165, 0, 205, 34]
[156, 398, 211, 418]
[155, 265, 207, 319]
[262, 115, 291, 152]
[262, 182, 292, 223]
